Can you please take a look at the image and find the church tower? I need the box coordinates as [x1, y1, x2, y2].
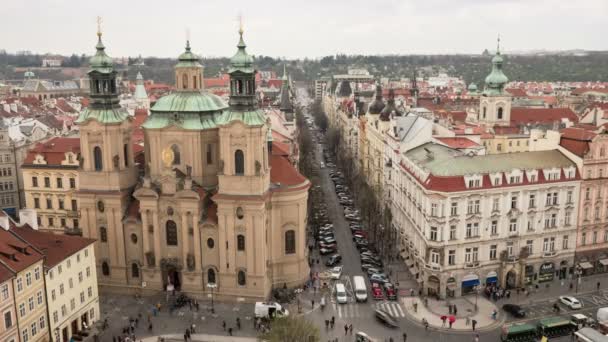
[214, 26, 272, 298]
[479, 38, 511, 127]
[76, 27, 138, 285]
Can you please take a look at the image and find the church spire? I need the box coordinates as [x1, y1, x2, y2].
[483, 36, 509, 96]
[228, 22, 256, 110]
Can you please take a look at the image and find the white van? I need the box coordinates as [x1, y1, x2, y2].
[335, 283, 348, 304]
[597, 307, 608, 322]
[254, 302, 289, 319]
[353, 275, 368, 302]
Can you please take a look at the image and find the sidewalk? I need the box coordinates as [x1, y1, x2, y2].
[401, 295, 504, 332]
[142, 334, 256, 342]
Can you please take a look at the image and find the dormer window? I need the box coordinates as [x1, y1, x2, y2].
[465, 175, 482, 188]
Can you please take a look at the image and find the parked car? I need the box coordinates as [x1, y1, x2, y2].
[325, 254, 342, 266]
[502, 304, 526, 318]
[560, 296, 582, 309]
[366, 267, 383, 277]
[329, 266, 343, 280]
[369, 274, 389, 284]
[320, 247, 337, 255]
[321, 236, 337, 244]
[371, 283, 384, 300]
[375, 309, 398, 327]
[383, 283, 397, 300]
[361, 263, 376, 272]
[360, 257, 382, 268]
[319, 242, 337, 249]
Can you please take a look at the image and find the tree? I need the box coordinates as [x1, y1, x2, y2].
[260, 316, 320, 342]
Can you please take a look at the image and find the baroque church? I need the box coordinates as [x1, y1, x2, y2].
[75, 27, 310, 299]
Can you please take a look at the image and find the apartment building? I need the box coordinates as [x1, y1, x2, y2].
[394, 142, 580, 297]
[560, 127, 608, 276]
[0, 123, 19, 216]
[21, 137, 80, 234]
[0, 224, 48, 342]
[0, 265, 18, 342]
[14, 227, 97, 342]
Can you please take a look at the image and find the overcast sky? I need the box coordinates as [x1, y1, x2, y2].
[1, 0, 605, 59]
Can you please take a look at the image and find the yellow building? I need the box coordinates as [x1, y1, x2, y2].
[0, 267, 18, 342]
[22, 137, 80, 234]
[482, 134, 530, 154]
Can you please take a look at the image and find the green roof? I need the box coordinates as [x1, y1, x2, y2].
[406, 143, 576, 176]
[142, 112, 223, 130]
[217, 109, 266, 127]
[175, 40, 202, 68]
[151, 92, 228, 113]
[76, 107, 129, 124]
[89, 34, 114, 74]
[229, 30, 254, 74]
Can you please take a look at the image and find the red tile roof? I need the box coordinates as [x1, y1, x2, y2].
[11, 225, 95, 269]
[270, 154, 307, 187]
[204, 78, 230, 88]
[23, 137, 80, 166]
[560, 138, 589, 157]
[435, 137, 479, 148]
[559, 127, 597, 157]
[272, 141, 290, 156]
[266, 79, 283, 89]
[0, 228, 44, 272]
[510, 107, 578, 125]
[506, 88, 527, 97]
[571, 88, 608, 96]
[0, 263, 14, 284]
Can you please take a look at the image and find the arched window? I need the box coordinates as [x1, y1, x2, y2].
[182, 74, 188, 89]
[207, 238, 215, 249]
[101, 262, 110, 276]
[207, 269, 216, 284]
[237, 235, 245, 251]
[165, 220, 178, 246]
[482, 107, 487, 119]
[93, 146, 103, 171]
[285, 230, 296, 254]
[236, 80, 243, 94]
[99, 227, 107, 242]
[123, 144, 129, 167]
[237, 270, 246, 286]
[131, 263, 140, 278]
[192, 75, 197, 89]
[234, 150, 244, 175]
[497, 107, 504, 119]
[171, 144, 181, 165]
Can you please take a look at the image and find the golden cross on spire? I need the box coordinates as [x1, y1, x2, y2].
[238, 13, 244, 35]
[96, 16, 103, 37]
[497, 34, 501, 54]
[186, 27, 191, 42]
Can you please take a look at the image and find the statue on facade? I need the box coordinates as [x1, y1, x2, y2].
[218, 159, 224, 174]
[255, 160, 261, 175]
[161, 146, 174, 169]
[113, 154, 119, 168]
[186, 165, 192, 178]
[145, 252, 156, 267]
[187, 254, 195, 271]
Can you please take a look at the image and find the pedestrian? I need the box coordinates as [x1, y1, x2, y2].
[325, 319, 329, 330]
[449, 320, 453, 329]
[236, 317, 241, 330]
[402, 332, 407, 342]
[222, 320, 226, 331]
[472, 319, 477, 331]
[449, 305, 452, 314]
[410, 288, 414, 297]
[183, 333, 187, 342]
[413, 302, 418, 313]
[454, 305, 457, 316]
[228, 327, 233, 336]
[148, 322, 152, 332]
[598, 282, 601, 291]
[344, 324, 348, 335]
[441, 315, 446, 327]
[330, 316, 335, 329]
[312, 299, 315, 308]
[349, 324, 353, 334]
[191, 323, 196, 333]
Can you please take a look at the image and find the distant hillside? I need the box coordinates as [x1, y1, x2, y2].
[2, 50, 608, 85]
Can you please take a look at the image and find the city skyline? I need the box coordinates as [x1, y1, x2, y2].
[1, 0, 606, 58]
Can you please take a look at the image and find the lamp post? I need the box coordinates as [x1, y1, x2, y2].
[207, 282, 217, 313]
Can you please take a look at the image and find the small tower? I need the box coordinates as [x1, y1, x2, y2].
[368, 82, 385, 115]
[279, 65, 294, 121]
[479, 37, 511, 126]
[134, 72, 150, 109]
[174, 41, 204, 91]
[410, 68, 419, 107]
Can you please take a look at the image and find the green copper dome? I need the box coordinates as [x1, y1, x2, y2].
[89, 34, 114, 74]
[483, 46, 509, 96]
[176, 41, 202, 68]
[229, 30, 254, 74]
[468, 83, 478, 91]
[151, 92, 228, 113]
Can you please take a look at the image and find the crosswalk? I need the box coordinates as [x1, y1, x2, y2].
[331, 301, 405, 318]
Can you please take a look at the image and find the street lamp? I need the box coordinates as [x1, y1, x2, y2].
[207, 282, 217, 313]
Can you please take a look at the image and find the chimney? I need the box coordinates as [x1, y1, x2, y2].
[19, 209, 38, 230]
[0, 214, 9, 231]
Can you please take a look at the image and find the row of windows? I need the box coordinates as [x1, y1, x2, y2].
[15, 267, 41, 293]
[0, 167, 13, 177]
[48, 249, 89, 280]
[52, 287, 94, 325]
[36, 216, 78, 229]
[33, 197, 77, 211]
[18, 290, 44, 319]
[0, 195, 15, 206]
[31, 176, 76, 189]
[21, 315, 45, 342]
[50, 268, 91, 302]
[580, 230, 608, 246]
[93, 145, 130, 171]
[0, 181, 14, 191]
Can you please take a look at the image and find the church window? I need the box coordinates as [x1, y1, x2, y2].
[206, 238, 215, 249]
[237, 80, 243, 94]
[100, 227, 107, 242]
[236, 207, 244, 219]
[234, 150, 244, 175]
[97, 201, 104, 213]
[166, 220, 178, 246]
[130, 234, 138, 244]
[206, 144, 213, 164]
[207, 269, 216, 284]
[285, 230, 296, 254]
[482, 107, 487, 119]
[93, 146, 103, 171]
[497, 107, 504, 120]
[237, 235, 245, 251]
[171, 145, 181, 165]
[123, 144, 129, 167]
[101, 262, 110, 276]
[182, 74, 188, 89]
[192, 75, 197, 89]
[131, 263, 139, 278]
[237, 270, 246, 286]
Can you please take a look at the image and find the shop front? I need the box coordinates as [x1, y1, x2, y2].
[485, 271, 498, 286]
[599, 258, 608, 273]
[427, 276, 440, 297]
[524, 265, 535, 285]
[461, 274, 480, 295]
[538, 262, 555, 283]
[559, 260, 569, 279]
[446, 277, 456, 298]
[578, 261, 594, 276]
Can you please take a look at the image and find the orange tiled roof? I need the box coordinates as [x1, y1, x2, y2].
[23, 137, 80, 166]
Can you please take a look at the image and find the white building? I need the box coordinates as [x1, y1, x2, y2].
[394, 142, 580, 297]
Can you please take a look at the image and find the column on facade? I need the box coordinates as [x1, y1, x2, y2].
[152, 210, 161, 266]
[106, 209, 118, 265]
[112, 208, 126, 267]
[218, 211, 227, 273]
[81, 208, 91, 237]
[181, 212, 189, 269]
[141, 210, 150, 259]
[193, 212, 201, 270]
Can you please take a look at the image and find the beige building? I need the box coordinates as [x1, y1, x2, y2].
[22, 137, 80, 234]
[14, 227, 98, 342]
[75, 31, 309, 299]
[0, 266, 18, 342]
[0, 122, 20, 216]
[0, 223, 49, 342]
